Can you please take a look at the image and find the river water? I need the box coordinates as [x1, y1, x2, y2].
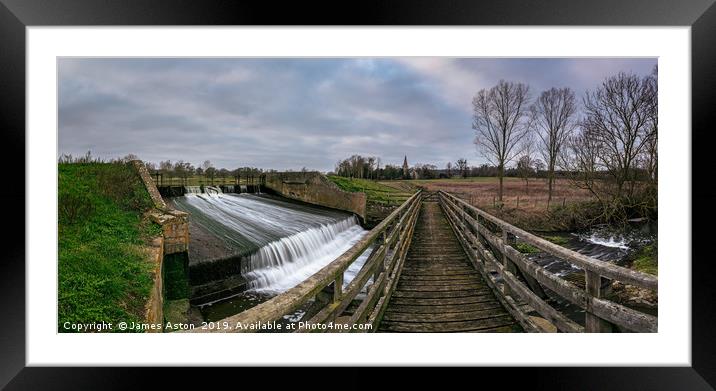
[522, 222, 657, 327]
[529, 222, 657, 276]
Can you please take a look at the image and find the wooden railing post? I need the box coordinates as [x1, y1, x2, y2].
[475, 213, 480, 237]
[374, 231, 386, 283]
[333, 273, 343, 303]
[585, 270, 613, 332]
[313, 283, 334, 311]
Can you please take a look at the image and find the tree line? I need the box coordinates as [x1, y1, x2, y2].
[333, 67, 658, 222]
[331, 154, 608, 182]
[145, 159, 267, 185]
[472, 67, 657, 221]
[58, 152, 268, 186]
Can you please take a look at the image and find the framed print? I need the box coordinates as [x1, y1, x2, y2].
[2, 0, 715, 388]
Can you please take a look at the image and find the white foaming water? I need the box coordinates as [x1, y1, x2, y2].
[171, 192, 369, 293]
[243, 216, 369, 292]
[205, 185, 223, 195]
[578, 233, 630, 250]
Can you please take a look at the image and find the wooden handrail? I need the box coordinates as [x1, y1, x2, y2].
[190, 190, 423, 332]
[437, 190, 657, 333]
[438, 191, 657, 290]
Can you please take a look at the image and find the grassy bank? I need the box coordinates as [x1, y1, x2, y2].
[327, 176, 418, 228]
[58, 163, 161, 332]
[327, 176, 415, 205]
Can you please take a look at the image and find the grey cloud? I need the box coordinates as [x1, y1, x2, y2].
[58, 57, 656, 171]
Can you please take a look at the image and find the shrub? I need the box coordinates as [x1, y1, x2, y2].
[97, 163, 154, 212]
[58, 190, 95, 224]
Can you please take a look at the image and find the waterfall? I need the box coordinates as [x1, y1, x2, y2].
[171, 193, 368, 293]
[205, 186, 222, 195]
[242, 216, 368, 292]
[225, 185, 235, 193]
[185, 185, 202, 194]
[240, 185, 248, 193]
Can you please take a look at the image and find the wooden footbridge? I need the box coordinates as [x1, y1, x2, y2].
[193, 190, 657, 333]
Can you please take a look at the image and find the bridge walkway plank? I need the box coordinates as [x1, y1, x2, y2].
[378, 200, 523, 333]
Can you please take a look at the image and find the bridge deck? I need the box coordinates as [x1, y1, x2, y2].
[379, 200, 522, 333]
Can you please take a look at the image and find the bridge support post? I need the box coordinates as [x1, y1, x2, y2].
[585, 270, 613, 332]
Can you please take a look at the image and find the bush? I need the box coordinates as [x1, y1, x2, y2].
[97, 163, 154, 212]
[58, 190, 95, 224]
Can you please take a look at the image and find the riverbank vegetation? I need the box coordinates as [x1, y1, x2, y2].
[625, 243, 658, 276]
[327, 175, 416, 206]
[58, 162, 160, 332]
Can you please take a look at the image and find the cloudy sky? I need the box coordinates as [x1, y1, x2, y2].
[58, 57, 656, 171]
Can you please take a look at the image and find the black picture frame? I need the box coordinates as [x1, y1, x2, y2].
[1, 0, 714, 388]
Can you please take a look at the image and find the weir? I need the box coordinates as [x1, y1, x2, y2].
[168, 186, 368, 306]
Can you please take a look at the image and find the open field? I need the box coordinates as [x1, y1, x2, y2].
[327, 176, 596, 230]
[407, 177, 595, 212]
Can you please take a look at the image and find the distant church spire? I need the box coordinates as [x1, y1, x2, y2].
[402, 155, 409, 179]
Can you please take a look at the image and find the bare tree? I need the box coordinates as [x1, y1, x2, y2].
[531, 87, 578, 205]
[202, 160, 215, 185]
[205, 166, 216, 185]
[563, 126, 603, 201]
[642, 65, 658, 187]
[455, 158, 469, 178]
[516, 136, 536, 195]
[472, 80, 532, 202]
[367, 157, 376, 180]
[121, 153, 139, 163]
[533, 158, 545, 177]
[445, 162, 452, 177]
[582, 72, 654, 199]
[159, 160, 173, 175]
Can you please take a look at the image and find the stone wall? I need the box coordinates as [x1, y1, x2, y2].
[143, 237, 164, 332]
[133, 160, 189, 255]
[132, 160, 167, 210]
[264, 172, 366, 222]
[148, 209, 189, 255]
[132, 160, 191, 331]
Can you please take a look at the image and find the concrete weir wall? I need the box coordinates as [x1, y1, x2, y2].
[264, 172, 367, 222]
[132, 160, 190, 332]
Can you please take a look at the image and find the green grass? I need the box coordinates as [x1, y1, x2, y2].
[514, 242, 541, 254]
[543, 235, 570, 245]
[327, 176, 415, 205]
[631, 244, 658, 276]
[58, 163, 161, 332]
